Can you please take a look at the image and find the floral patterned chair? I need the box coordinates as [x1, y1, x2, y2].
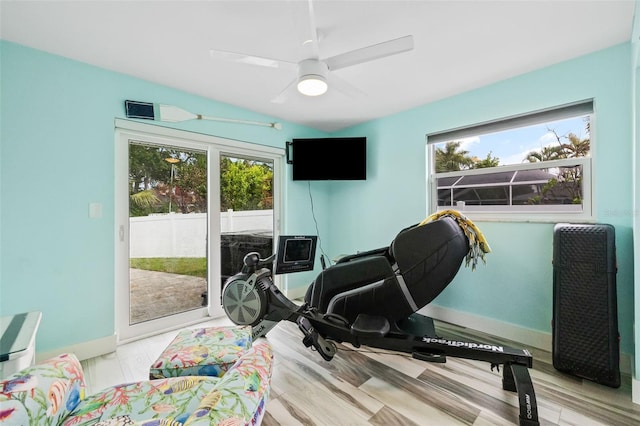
[0, 339, 273, 426]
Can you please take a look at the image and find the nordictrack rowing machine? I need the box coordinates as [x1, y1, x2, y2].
[222, 216, 539, 426]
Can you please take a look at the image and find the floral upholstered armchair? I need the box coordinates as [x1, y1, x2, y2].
[0, 340, 273, 426]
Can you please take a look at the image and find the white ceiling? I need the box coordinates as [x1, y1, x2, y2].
[1, 0, 635, 132]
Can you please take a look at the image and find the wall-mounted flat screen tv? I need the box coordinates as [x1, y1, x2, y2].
[289, 137, 366, 181]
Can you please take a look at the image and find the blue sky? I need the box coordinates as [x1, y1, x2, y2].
[450, 115, 589, 166]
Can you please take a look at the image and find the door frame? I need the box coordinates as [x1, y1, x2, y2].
[114, 119, 283, 343]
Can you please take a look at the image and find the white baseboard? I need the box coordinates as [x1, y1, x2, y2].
[420, 304, 553, 351]
[36, 334, 117, 363]
[420, 304, 632, 375]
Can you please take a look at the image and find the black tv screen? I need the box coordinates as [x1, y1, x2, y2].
[291, 137, 366, 180]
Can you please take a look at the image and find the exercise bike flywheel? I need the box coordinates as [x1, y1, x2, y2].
[222, 275, 267, 326]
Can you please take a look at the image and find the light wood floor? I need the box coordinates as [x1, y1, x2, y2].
[82, 316, 640, 426]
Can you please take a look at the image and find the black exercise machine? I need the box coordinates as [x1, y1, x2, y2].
[222, 215, 539, 426]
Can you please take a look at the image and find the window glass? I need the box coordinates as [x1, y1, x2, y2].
[428, 102, 592, 220]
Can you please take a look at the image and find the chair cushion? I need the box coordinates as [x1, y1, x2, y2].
[0, 353, 85, 426]
[308, 256, 394, 314]
[184, 340, 273, 426]
[63, 376, 220, 425]
[149, 326, 252, 379]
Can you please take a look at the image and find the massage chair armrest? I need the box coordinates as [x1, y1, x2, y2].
[184, 340, 274, 426]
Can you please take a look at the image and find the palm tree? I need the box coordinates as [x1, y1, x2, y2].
[524, 125, 590, 205]
[524, 145, 563, 162]
[435, 142, 474, 172]
[559, 132, 590, 158]
[129, 189, 162, 217]
[524, 126, 590, 163]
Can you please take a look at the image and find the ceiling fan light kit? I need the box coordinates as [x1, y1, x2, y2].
[208, 0, 414, 103]
[297, 59, 328, 96]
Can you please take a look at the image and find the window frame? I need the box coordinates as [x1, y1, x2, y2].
[426, 101, 595, 223]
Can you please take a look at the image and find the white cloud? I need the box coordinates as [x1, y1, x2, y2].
[501, 149, 535, 165]
[539, 130, 560, 146]
[497, 131, 562, 165]
[457, 136, 480, 151]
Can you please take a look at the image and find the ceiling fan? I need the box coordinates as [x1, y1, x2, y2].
[208, 0, 414, 103]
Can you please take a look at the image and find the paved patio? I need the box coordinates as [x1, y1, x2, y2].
[129, 268, 206, 324]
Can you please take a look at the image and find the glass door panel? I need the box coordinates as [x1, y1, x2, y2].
[219, 154, 274, 300]
[129, 142, 208, 325]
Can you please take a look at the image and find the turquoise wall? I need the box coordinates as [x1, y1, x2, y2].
[0, 41, 326, 352]
[330, 43, 635, 356]
[1, 39, 636, 364]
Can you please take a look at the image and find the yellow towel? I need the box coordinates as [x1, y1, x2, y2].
[419, 209, 491, 270]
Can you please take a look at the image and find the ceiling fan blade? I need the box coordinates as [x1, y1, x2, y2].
[270, 78, 298, 104]
[305, 0, 320, 58]
[324, 35, 414, 71]
[209, 49, 296, 70]
[291, 0, 320, 59]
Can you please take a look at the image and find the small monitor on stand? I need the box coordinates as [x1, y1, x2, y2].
[274, 235, 318, 274]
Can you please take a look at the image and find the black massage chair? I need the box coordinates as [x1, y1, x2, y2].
[304, 217, 468, 327]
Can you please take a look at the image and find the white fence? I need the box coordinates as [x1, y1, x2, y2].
[130, 210, 273, 258]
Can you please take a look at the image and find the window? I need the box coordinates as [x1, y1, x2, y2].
[427, 101, 593, 221]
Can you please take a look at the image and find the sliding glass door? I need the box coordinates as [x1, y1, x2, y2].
[115, 121, 282, 342]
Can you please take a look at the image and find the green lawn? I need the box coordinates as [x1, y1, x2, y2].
[130, 257, 207, 278]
